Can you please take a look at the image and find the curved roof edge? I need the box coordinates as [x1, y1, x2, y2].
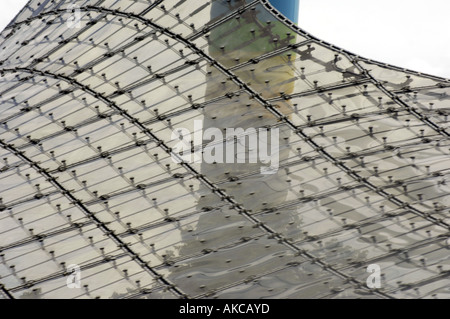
[260, 0, 450, 83]
[5, 0, 450, 84]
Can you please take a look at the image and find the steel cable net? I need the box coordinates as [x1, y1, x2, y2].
[0, 0, 448, 299]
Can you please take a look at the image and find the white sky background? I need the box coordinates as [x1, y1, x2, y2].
[299, 0, 450, 78]
[0, 0, 449, 78]
[0, 0, 28, 31]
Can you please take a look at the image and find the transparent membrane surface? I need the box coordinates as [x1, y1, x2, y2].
[0, 0, 448, 299]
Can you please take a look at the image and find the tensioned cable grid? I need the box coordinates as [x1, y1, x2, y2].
[0, 0, 448, 299]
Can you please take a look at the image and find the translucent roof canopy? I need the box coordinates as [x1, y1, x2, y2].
[0, 0, 448, 299]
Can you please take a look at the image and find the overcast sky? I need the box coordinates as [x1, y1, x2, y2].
[0, 0, 449, 78]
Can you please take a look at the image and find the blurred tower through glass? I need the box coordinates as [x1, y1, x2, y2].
[269, 0, 300, 23]
[171, 0, 303, 286]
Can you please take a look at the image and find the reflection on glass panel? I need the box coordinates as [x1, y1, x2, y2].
[0, 0, 448, 299]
